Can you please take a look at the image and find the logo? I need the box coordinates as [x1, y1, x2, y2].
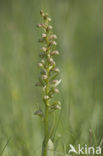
[68, 144, 101, 155]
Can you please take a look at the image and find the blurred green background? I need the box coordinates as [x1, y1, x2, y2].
[0, 0, 103, 155]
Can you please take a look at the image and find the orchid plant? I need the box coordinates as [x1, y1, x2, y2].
[35, 10, 61, 156]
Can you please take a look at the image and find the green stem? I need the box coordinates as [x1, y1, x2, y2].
[42, 105, 49, 156]
[42, 70, 49, 156]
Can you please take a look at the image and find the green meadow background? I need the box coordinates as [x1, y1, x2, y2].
[0, 0, 103, 155]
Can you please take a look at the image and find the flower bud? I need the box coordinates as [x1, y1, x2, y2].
[49, 58, 53, 62]
[54, 88, 59, 93]
[42, 13, 48, 20]
[47, 17, 51, 22]
[42, 33, 46, 38]
[49, 34, 57, 40]
[47, 54, 50, 58]
[46, 25, 53, 31]
[38, 63, 43, 67]
[53, 68, 60, 73]
[42, 75, 47, 80]
[37, 23, 45, 28]
[40, 10, 45, 17]
[41, 59, 45, 64]
[48, 25, 53, 29]
[37, 24, 42, 28]
[43, 96, 49, 100]
[49, 58, 56, 65]
[41, 47, 47, 52]
[52, 41, 57, 46]
[55, 105, 61, 110]
[50, 101, 61, 110]
[51, 50, 59, 55]
[52, 79, 61, 87]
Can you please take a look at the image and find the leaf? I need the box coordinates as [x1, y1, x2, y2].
[48, 139, 54, 156]
[39, 76, 45, 86]
[50, 73, 58, 81]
